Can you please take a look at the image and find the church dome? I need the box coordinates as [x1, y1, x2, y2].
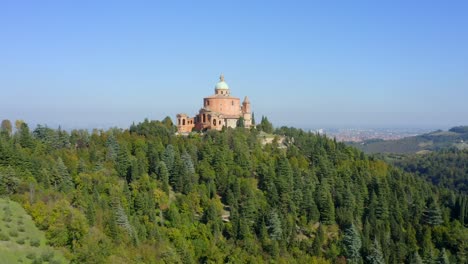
[215, 74, 229, 90]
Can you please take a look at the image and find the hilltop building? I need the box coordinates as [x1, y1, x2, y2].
[176, 75, 252, 133]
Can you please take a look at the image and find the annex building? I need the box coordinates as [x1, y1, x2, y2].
[176, 75, 252, 133]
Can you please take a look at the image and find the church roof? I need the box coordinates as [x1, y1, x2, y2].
[215, 74, 229, 90]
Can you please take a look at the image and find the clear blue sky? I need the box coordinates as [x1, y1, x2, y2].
[1, 1, 467, 130]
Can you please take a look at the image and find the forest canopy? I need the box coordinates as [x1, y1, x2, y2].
[0, 118, 467, 263]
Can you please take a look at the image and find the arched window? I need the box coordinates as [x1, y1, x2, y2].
[203, 114, 206, 123]
[182, 119, 186, 125]
[213, 119, 217, 126]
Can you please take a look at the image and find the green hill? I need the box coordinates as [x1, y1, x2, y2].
[348, 126, 468, 154]
[0, 119, 467, 263]
[0, 198, 67, 264]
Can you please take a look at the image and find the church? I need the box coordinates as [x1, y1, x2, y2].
[176, 75, 252, 133]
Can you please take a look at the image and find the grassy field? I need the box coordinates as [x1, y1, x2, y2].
[0, 198, 68, 264]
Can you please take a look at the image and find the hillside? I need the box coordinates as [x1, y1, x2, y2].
[348, 126, 468, 154]
[376, 149, 468, 194]
[0, 198, 67, 264]
[0, 119, 467, 263]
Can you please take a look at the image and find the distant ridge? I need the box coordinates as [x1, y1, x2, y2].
[348, 126, 468, 154]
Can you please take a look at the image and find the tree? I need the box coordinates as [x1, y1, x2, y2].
[236, 117, 245, 128]
[423, 199, 444, 226]
[342, 224, 362, 263]
[116, 144, 131, 180]
[157, 161, 170, 194]
[366, 238, 385, 264]
[0, 167, 20, 195]
[17, 122, 34, 148]
[408, 251, 423, 264]
[316, 181, 335, 224]
[1, 119, 12, 136]
[56, 158, 73, 191]
[257, 116, 273, 133]
[267, 210, 283, 240]
[437, 248, 450, 264]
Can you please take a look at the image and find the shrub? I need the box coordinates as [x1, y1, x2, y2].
[32, 258, 43, 264]
[41, 251, 54, 262]
[0, 232, 9, 241]
[26, 252, 36, 260]
[16, 238, 25, 244]
[18, 226, 25, 232]
[30, 238, 40, 247]
[9, 230, 18, 237]
[18, 219, 24, 225]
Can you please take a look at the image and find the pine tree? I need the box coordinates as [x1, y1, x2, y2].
[423, 199, 444, 226]
[342, 224, 362, 263]
[267, 210, 282, 241]
[408, 251, 423, 264]
[316, 181, 335, 224]
[436, 248, 450, 264]
[157, 161, 170, 194]
[366, 238, 385, 264]
[56, 157, 73, 191]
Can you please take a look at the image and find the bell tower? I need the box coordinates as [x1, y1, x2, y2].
[242, 96, 252, 128]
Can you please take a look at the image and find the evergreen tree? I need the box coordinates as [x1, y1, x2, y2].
[366, 238, 385, 264]
[316, 181, 335, 224]
[267, 210, 282, 241]
[436, 248, 450, 264]
[157, 161, 170, 194]
[423, 199, 444, 226]
[342, 224, 362, 263]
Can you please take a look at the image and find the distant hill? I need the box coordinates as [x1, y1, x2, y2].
[387, 148, 468, 194]
[347, 126, 468, 154]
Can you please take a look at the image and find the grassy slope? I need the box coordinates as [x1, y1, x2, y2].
[0, 198, 68, 264]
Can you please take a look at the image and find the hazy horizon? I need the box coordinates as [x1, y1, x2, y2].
[1, 1, 467, 129]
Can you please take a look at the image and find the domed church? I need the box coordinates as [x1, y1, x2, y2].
[176, 74, 252, 133]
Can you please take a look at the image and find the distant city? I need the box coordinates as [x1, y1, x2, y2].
[310, 128, 433, 142]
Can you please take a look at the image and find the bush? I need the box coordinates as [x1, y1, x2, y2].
[18, 226, 25, 232]
[41, 251, 54, 262]
[0, 232, 9, 241]
[49, 259, 61, 264]
[30, 238, 40, 247]
[16, 238, 25, 244]
[9, 230, 18, 237]
[18, 219, 24, 225]
[32, 258, 43, 264]
[26, 252, 36, 260]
